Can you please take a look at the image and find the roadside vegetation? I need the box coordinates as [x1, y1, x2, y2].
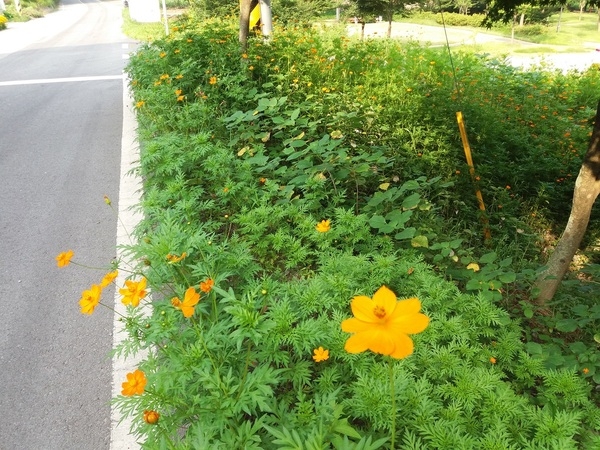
[0, 0, 58, 22]
[51, 0, 600, 447]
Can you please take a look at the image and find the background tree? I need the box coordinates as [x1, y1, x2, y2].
[533, 102, 600, 304]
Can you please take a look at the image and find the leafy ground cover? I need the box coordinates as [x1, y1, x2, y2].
[64, 16, 600, 449]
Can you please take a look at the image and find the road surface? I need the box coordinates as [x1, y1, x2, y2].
[0, 1, 134, 448]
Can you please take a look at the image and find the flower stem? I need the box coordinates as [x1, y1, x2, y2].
[389, 357, 396, 450]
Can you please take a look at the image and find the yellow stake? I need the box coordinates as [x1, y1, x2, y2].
[456, 111, 491, 242]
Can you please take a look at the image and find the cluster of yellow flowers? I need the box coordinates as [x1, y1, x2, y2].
[56, 251, 119, 315]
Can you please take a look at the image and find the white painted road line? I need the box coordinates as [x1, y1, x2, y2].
[0, 75, 124, 87]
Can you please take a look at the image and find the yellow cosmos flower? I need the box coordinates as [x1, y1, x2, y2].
[312, 346, 329, 362]
[315, 219, 331, 233]
[100, 270, 118, 288]
[135, 100, 145, 108]
[173, 287, 200, 318]
[341, 286, 429, 359]
[56, 250, 74, 268]
[199, 278, 214, 293]
[79, 284, 102, 315]
[120, 277, 147, 307]
[121, 369, 147, 396]
[209, 76, 218, 85]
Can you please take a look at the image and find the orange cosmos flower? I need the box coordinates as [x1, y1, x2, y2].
[119, 277, 147, 307]
[173, 287, 200, 318]
[56, 250, 74, 268]
[490, 357, 497, 364]
[143, 410, 160, 424]
[100, 270, 118, 288]
[341, 286, 429, 359]
[312, 347, 329, 362]
[315, 219, 331, 233]
[200, 278, 214, 293]
[166, 252, 186, 263]
[79, 284, 102, 315]
[583, 367, 590, 375]
[121, 369, 146, 396]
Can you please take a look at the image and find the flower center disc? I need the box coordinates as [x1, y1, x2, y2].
[373, 305, 387, 319]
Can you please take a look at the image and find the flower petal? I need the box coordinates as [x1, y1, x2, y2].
[389, 333, 415, 359]
[350, 296, 377, 323]
[344, 332, 371, 354]
[390, 312, 430, 335]
[388, 298, 430, 335]
[345, 328, 396, 356]
[392, 297, 422, 316]
[341, 317, 374, 333]
[372, 285, 397, 315]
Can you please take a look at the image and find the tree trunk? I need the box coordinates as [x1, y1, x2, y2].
[387, 0, 393, 38]
[533, 100, 600, 304]
[519, 12, 525, 26]
[239, 0, 252, 50]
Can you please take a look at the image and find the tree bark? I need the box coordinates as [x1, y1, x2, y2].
[533, 99, 600, 304]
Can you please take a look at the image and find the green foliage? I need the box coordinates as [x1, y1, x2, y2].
[111, 16, 600, 449]
[433, 12, 485, 26]
[2, 0, 59, 21]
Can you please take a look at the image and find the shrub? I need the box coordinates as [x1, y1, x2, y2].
[433, 12, 485, 27]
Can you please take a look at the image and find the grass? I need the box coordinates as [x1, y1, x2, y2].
[121, 8, 169, 42]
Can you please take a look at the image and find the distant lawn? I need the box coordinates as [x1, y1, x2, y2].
[122, 8, 167, 42]
[385, 10, 600, 55]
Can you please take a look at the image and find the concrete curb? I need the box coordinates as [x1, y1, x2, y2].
[109, 74, 145, 450]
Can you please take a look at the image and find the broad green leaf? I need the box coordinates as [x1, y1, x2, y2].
[498, 272, 516, 283]
[401, 192, 421, 210]
[395, 227, 416, 240]
[479, 252, 497, 264]
[555, 318, 579, 333]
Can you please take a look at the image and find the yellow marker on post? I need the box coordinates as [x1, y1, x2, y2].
[249, 3, 260, 29]
[456, 111, 491, 242]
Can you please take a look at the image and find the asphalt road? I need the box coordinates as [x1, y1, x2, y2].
[0, 1, 133, 448]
